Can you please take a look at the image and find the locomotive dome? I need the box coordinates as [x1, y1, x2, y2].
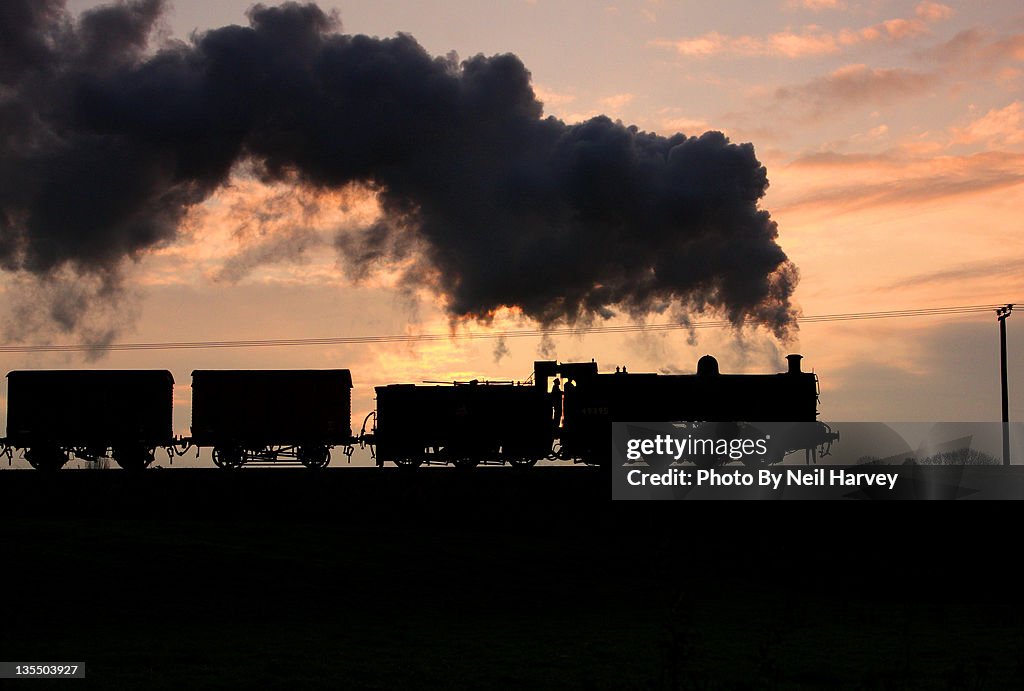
[696, 354, 720, 376]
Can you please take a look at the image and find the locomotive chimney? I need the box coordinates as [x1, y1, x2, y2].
[786, 354, 803, 374]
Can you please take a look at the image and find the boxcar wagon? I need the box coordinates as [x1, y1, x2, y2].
[190, 369, 355, 469]
[5, 370, 174, 470]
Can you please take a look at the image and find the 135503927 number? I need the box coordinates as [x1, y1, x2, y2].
[1, 663, 85, 678]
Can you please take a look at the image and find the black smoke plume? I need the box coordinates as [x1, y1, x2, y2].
[0, 0, 798, 339]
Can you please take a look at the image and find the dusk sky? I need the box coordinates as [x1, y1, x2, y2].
[2, 0, 1022, 456]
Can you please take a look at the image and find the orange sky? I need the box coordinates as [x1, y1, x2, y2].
[2, 1, 1022, 468]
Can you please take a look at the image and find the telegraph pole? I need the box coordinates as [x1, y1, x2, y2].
[998, 304, 1014, 465]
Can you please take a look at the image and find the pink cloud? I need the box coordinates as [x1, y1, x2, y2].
[925, 29, 1024, 69]
[915, 1, 955, 23]
[651, 27, 841, 58]
[950, 102, 1024, 147]
[770, 28, 840, 57]
[879, 18, 929, 40]
[774, 64, 936, 118]
[777, 150, 1024, 213]
[787, 0, 847, 11]
[653, 2, 950, 59]
[599, 92, 636, 111]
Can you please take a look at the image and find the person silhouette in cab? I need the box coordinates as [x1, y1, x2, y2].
[550, 377, 563, 430]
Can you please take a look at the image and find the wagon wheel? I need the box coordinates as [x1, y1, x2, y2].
[25, 445, 67, 471]
[507, 457, 537, 468]
[113, 445, 155, 471]
[212, 446, 244, 469]
[299, 445, 331, 469]
[394, 457, 423, 470]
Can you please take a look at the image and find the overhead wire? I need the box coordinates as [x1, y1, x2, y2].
[0, 302, 1012, 354]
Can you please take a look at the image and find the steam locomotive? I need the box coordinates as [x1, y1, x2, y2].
[1, 354, 836, 470]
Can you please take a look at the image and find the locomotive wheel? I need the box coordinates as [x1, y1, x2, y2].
[508, 457, 537, 468]
[25, 446, 67, 471]
[452, 457, 479, 469]
[113, 445, 155, 471]
[299, 446, 330, 469]
[394, 458, 423, 470]
[212, 446, 244, 470]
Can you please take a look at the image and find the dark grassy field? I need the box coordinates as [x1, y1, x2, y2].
[2, 468, 1023, 689]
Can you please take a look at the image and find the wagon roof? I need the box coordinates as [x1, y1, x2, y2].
[190, 369, 353, 388]
[7, 369, 174, 382]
